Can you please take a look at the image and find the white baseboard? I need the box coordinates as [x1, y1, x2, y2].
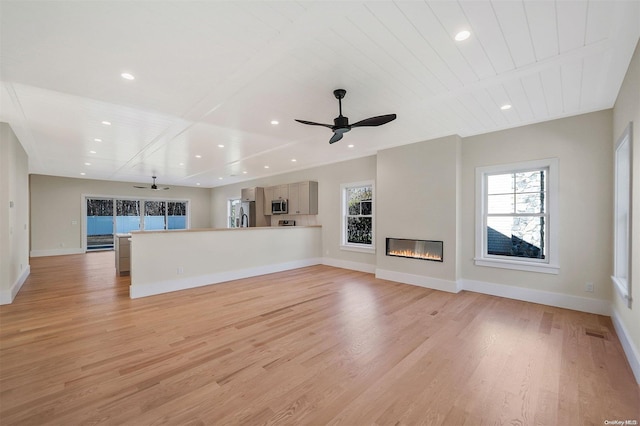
[130, 257, 323, 299]
[375, 269, 461, 293]
[459, 279, 611, 315]
[322, 257, 376, 274]
[610, 307, 640, 384]
[30, 248, 84, 257]
[0, 265, 30, 305]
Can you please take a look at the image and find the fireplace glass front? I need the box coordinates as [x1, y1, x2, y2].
[386, 238, 443, 262]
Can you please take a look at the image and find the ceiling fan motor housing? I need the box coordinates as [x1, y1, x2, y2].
[333, 115, 350, 130]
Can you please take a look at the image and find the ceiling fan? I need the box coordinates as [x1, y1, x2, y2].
[134, 176, 169, 191]
[295, 89, 397, 144]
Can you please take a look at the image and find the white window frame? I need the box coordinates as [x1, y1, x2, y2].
[475, 158, 559, 274]
[612, 122, 633, 308]
[227, 198, 241, 228]
[340, 180, 375, 254]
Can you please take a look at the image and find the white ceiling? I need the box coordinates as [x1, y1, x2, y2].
[1, 1, 639, 188]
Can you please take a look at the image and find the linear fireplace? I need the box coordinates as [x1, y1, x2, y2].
[386, 238, 443, 262]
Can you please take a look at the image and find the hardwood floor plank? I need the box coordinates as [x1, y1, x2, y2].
[0, 252, 638, 425]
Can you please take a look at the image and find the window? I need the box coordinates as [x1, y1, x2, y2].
[116, 200, 141, 233]
[228, 198, 241, 228]
[612, 123, 632, 308]
[167, 201, 187, 230]
[475, 159, 559, 274]
[144, 201, 166, 230]
[341, 181, 374, 252]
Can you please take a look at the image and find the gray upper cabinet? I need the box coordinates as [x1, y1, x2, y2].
[263, 187, 274, 215]
[274, 184, 289, 200]
[241, 187, 256, 201]
[288, 181, 318, 215]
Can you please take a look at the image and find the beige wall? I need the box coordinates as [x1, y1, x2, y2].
[612, 40, 640, 375]
[376, 135, 461, 286]
[0, 123, 30, 303]
[461, 111, 613, 301]
[30, 174, 212, 256]
[211, 156, 377, 270]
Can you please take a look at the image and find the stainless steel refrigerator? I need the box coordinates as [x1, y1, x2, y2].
[239, 201, 256, 227]
[238, 187, 268, 227]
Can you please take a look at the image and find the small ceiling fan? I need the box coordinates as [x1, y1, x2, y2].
[295, 89, 397, 144]
[134, 176, 169, 191]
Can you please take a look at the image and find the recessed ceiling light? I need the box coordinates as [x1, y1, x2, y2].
[271, 120, 279, 125]
[218, 177, 223, 180]
[93, 138, 102, 142]
[121, 72, 135, 80]
[195, 155, 202, 158]
[217, 144, 225, 148]
[80, 172, 86, 176]
[101, 121, 111, 126]
[291, 158, 297, 162]
[500, 104, 512, 110]
[454, 30, 471, 41]
[242, 171, 248, 174]
[264, 165, 269, 169]
[84, 162, 91, 166]
[179, 162, 184, 166]
[89, 150, 96, 154]
[196, 183, 201, 186]
[348, 144, 354, 148]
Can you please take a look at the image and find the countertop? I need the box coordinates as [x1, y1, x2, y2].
[131, 225, 321, 235]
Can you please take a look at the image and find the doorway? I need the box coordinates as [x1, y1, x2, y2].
[86, 198, 115, 250]
[84, 197, 188, 252]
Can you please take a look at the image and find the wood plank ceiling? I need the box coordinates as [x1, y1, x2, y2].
[1, 1, 638, 188]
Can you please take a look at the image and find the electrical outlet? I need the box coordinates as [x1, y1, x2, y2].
[585, 282, 594, 292]
[177, 266, 184, 275]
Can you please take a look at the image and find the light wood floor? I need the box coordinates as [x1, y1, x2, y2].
[1, 252, 638, 425]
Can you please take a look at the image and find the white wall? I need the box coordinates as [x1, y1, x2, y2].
[211, 155, 378, 272]
[0, 123, 30, 304]
[375, 135, 461, 292]
[130, 226, 322, 298]
[30, 174, 212, 256]
[461, 110, 613, 308]
[612, 39, 640, 382]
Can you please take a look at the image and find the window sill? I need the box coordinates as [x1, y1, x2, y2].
[341, 244, 375, 254]
[474, 257, 559, 274]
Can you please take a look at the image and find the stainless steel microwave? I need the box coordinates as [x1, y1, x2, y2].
[271, 199, 287, 214]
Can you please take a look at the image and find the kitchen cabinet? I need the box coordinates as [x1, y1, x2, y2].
[241, 187, 256, 202]
[274, 184, 289, 200]
[263, 187, 274, 215]
[115, 234, 130, 276]
[288, 181, 318, 215]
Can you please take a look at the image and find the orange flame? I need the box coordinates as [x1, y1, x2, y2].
[387, 249, 442, 261]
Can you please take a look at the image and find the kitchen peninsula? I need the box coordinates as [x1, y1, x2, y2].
[129, 226, 322, 298]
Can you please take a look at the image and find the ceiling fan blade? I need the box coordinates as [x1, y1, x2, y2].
[329, 132, 343, 144]
[295, 119, 334, 129]
[133, 186, 147, 189]
[351, 114, 397, 128]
